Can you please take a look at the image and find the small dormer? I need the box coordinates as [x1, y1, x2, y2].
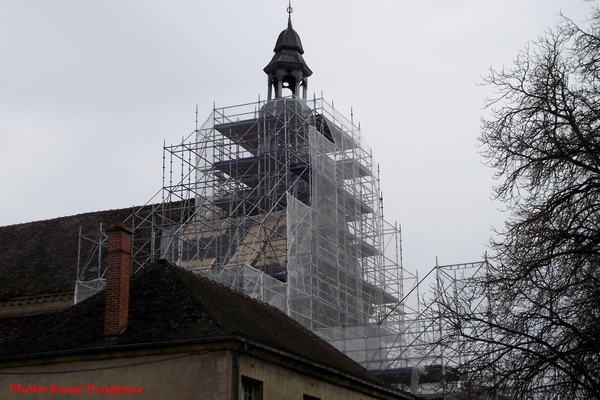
[264, 12, 312, 100]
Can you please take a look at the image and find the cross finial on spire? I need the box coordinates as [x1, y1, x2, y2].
[287, 0, 293, 17]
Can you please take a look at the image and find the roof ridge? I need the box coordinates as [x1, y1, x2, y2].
[0, 206, 139, 228]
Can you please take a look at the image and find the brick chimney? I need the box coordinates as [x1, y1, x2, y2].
[104, 223, 133, 337]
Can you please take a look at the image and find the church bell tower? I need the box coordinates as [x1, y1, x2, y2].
[263, 6, 312, 100]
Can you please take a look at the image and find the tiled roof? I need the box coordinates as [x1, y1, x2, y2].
[0, 208, 136, 301]
[0, 312, 58, 348]
[0, 261, 389, 389]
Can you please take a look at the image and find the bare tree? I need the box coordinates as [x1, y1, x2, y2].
[430, 7, 600, 399]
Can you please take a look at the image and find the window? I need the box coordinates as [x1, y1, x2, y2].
[242, 381, 253, 400]
[241, 377, 263, 400]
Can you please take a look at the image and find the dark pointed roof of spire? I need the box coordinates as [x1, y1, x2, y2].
[273, 16, 304, 54]
[264, 15, 312, 77]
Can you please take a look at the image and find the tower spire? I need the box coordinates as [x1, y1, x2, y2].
[264, 3, 312, 100]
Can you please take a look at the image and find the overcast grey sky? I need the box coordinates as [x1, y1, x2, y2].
[0, 1, 594, 277]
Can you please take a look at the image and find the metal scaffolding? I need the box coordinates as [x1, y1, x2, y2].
[154, 95, 414, 372]
[392, 258, 492, 396]
[75, 97, 415, 369]
[75, 96, 491, 394]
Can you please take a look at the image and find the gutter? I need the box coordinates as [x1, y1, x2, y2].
[232, 342, 247, 400]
